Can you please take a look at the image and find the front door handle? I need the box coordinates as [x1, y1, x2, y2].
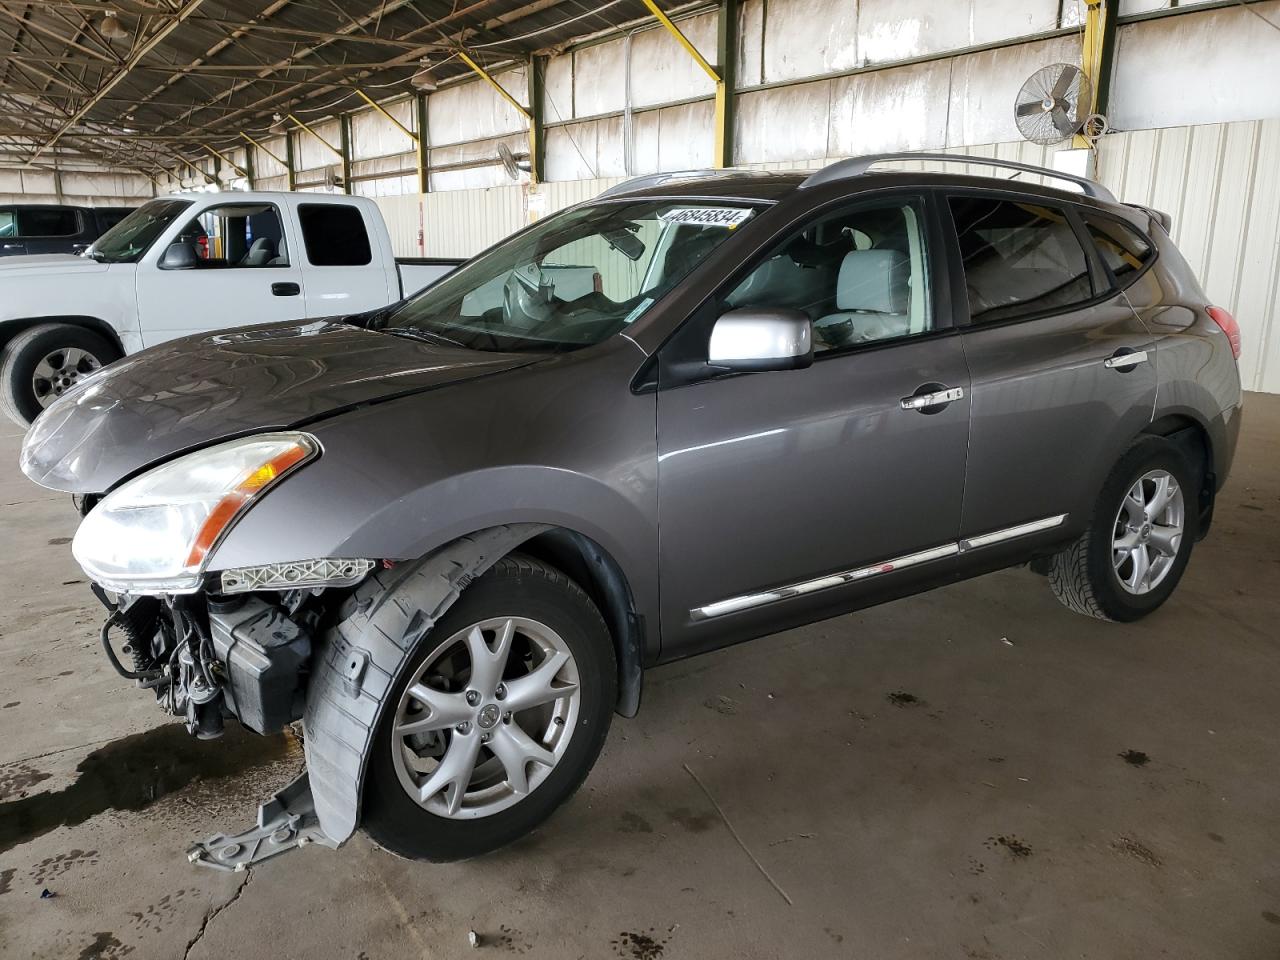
[901, 385, 964, 413]
[271, 282, 301, 297]
[1, 243, 22, 250]
[1104, 348, 1149, 371]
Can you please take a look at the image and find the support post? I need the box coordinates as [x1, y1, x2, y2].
[416, 92, 430, 194]
[285, 131, 296, 191]
[527, 55, 546, 184]
[715, 0, 738, 168]
[1075, 0, 1118, 148]
[640, 0, 728, 167]
[340, 114, 352, 194]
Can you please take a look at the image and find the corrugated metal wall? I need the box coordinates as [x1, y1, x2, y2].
[376, 120, 1280, 392]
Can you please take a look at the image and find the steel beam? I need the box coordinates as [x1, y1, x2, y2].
[527, 55, 546, 184]
[1075, 0, 1118, 148]
[287, 112, 343, 161]
[26, 0, 206, 165]
[416, 92, 430, 194]
[354, 89, 418, 143]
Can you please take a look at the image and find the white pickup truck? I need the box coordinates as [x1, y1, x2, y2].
[0, 191, 460, 425]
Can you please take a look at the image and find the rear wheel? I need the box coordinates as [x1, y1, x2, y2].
[0, 323, 119, 426]
[361, 554, 615, 861]
[1049, 437, 1199, 622]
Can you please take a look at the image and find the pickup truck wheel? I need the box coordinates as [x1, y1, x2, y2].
[361, 554, 616, 861]
[1048, 437, 1198, 622]
[1, 323, 119, 427]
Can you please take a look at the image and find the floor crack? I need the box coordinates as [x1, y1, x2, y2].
[183, 868, 252, 960]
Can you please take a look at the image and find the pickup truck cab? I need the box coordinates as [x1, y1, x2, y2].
[0, 191, 458, 425]
[0, 203, 134, 257]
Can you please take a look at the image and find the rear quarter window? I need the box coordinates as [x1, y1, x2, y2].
[298, 203, 372, 266]
[1081, 213, 1154, 287]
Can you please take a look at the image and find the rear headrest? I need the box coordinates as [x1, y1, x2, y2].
[836, 249, 909, 313]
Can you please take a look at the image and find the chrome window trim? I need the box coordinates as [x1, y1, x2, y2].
[690, 514, 1068, 621]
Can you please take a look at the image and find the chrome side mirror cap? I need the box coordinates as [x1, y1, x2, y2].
[708, 307, 813, 371]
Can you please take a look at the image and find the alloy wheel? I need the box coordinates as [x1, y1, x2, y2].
[32, 347, 102, 408]
[1111, 468, 1185, 595]
[390, 616, 580, 819]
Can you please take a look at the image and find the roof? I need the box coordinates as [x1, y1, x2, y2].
[0, 1, 676, 176]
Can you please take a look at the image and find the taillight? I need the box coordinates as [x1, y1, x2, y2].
[1207, 305, 1241, 360]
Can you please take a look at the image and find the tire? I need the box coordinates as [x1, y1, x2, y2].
[361, 553, 616, 861]
[1049, 437, 1199, 622]
[0, 323, 120, 427]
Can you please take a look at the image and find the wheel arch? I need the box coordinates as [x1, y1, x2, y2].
[0, 316, 125, 356]
[1141, 412, 1215, 538]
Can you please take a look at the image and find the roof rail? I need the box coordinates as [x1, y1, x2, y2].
[800, 153, 1115, 202]
[596, 168, 756, 200]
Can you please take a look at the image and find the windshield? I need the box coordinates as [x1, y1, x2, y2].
[87, 198, 193, 263]
[382, 199, 760, 352]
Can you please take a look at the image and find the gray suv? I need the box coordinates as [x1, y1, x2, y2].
[18, 155, 1243, 866]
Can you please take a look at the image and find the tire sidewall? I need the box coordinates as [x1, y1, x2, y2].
[362, 560, 616, 862]
[2, 324, 118, 425]
[1086, 439, 1199, 622]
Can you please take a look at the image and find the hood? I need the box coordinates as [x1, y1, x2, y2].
[0, 253, 109, 277]
[21, 319, 541, 493]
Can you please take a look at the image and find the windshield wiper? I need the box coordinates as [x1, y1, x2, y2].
[381, 326, 467, 349]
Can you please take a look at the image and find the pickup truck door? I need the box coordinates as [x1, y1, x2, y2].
[655, 193, 971, 660]
[293, 201, 398, 316]
[136, 200, 306, 345]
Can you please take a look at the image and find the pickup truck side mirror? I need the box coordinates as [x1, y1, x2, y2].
[159, 242, 198, 270]
[709, 307, 813, 372]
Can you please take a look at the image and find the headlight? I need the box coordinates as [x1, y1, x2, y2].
[73, 433, 318, 593]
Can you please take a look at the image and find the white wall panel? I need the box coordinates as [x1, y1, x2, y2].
[828, 59, 951, 156]
[736, 83, 833, 162]
[945, 36, 1079, 146]
[761, 0, 860, 83]
[571, 37, 628, 117]
[736, 0, 765, 88]
[350, 98, 416, 160]
[1110, 3, 1280, 132]
[858, 0, 1061, 62]
[429, 66, 528, 146]
[629, 12, 718, 108]
[294, 119, 342, 170]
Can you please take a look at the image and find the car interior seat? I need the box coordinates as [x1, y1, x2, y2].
[813, 249, 911, 345]
[241, 236, 277, 267]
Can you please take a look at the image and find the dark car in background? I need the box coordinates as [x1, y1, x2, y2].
[18, 154, 1243, 869]
[0, 203, 135, 257]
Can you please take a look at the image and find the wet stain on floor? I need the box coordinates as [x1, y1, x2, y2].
[1119, 749, 1150, 766]
[1112, 836, 1161, 867]
[887, 691, 923, 707]
[617, 811, 653, 834]
[0, 723, 296, 855]
[31, 848, 99, 884]
[0, 866, 14, 895]
[75, 931, 132, 959]
[612, 928, 671, 959]
[0, 762, 53, 800]
[666, 807, 715, 833]
[985, 835, 1033, 859]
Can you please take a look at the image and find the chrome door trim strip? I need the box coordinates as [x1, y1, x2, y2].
[689, 514, 1068, 621]
[958, 513, 1068, 551]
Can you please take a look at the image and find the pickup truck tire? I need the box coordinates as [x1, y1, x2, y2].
[1049, 437, 1198, 622]
[361, 553, 616, 861]
[1, 323, 120, 427]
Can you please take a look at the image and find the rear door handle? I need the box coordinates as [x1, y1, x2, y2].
[901, 386, 964, 412]
[1104, 348, 1149, 370]
[271, 282, 301, 297]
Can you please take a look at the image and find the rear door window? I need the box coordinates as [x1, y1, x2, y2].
[0, 209, 14, 238]
[1080, 213, 1153, 287]
[16, 207, 80, 237]
[948, 196, 1094, 324]
[298, 203, 372, 266]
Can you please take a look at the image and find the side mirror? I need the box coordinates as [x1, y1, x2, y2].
[158, 242, 198, 270]
[708, 307, 813, 371]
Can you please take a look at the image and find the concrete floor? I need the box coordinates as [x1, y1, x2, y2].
[1, 395, 1278, 960]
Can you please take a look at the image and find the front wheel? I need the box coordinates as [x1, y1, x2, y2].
[0, 323, 120, 426]
[1049, 437, 1199, 622]
[361, 554, 616, 861]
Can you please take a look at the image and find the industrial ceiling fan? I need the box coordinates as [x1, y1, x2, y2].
[1014, 63, 1092, 145]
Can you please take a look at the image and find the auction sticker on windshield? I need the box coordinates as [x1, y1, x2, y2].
[659, 207, 754, 228]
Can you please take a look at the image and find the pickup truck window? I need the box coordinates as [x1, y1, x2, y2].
[382, 199, 760, 353]
[87, 198, 193, 264]
[16, 207, 80, 237]
[0, 209, 13, 237]
[178, 203, 289, 268]
[298, 203, 372, 266]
